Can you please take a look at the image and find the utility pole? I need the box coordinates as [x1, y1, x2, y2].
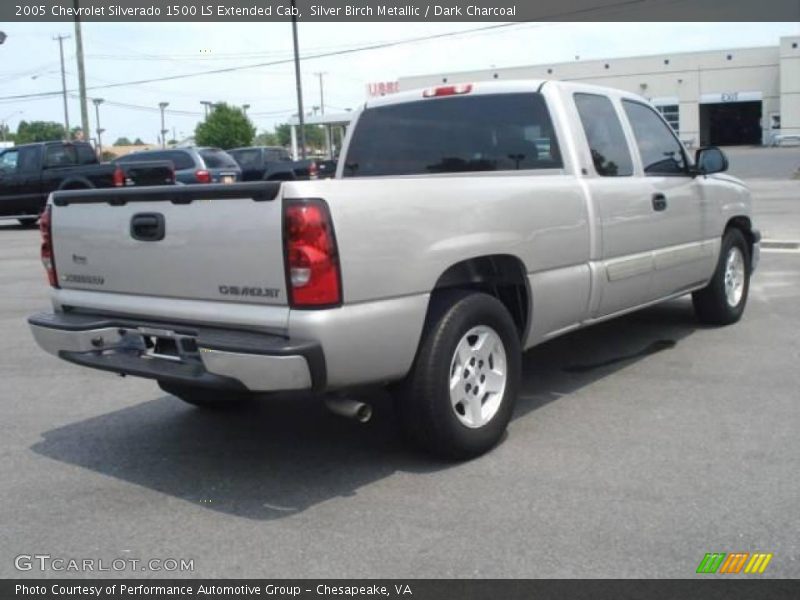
[315, 72, 326, 115]
[242, 103, 250, 117]
[290, 0, 306, 159]
[92, 98, 104, 156]
[54, 34, 71, 137]
[200, 100, 212, 118]
[73, 0, 89, 140]
[158, 102, 169, 148]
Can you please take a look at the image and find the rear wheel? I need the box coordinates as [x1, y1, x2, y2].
[157, 381, 253, 410]
[396, 291, 521, 460]
[692, 228, 751, 325]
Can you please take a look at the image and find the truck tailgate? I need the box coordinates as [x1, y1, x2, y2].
[50, 182, 287, 306]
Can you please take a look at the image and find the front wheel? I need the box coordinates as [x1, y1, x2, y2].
[157, 381, 253, 410]
[692, 228, 751, 325]
[396, 291, 521, 460]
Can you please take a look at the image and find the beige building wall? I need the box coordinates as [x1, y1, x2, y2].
[398, 37, 800, 146]
[779, 36, 800, 136]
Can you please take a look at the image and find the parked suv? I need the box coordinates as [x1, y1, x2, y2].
[117, 147, 241, 185]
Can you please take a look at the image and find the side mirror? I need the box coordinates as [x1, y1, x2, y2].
[693, 146, 728, 176]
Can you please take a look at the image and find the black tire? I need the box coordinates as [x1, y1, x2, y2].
[157, 381, 253, 410]
[692, 228, 751, 325]
[396, 291, 521, 460]
[18, 218, 38, 227]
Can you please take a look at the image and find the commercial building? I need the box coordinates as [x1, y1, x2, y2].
[398, 36, 800, 147]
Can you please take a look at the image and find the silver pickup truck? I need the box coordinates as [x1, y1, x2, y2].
[28, 80, 759, 459]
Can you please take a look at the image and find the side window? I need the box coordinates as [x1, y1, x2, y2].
[76, 144, 97, 165]
[166, 151, 195, 170]
[574, 93, 633, 177]
[623, 100, 687, 175]
[44, 145, 78, 168]
[17, 147, 40, 172]
[0, 150, 19, 170]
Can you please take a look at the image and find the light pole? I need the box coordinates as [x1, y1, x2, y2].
[290, 0, 306, 159]
[200, 100, 213, 118]
[73, 0, 89, 141]
[158, 102, 169, 148]
[242, 104, 250, 117]
[53, 34, 71, 136]
[314, 72, 326, 115]
[92, 98, 104, 156]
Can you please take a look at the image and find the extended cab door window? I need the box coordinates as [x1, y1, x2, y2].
[343, 93, 562, 177]
[44, 145, 78, 168]
[574, 93, 633, 177]
[622, 100, 688, 175]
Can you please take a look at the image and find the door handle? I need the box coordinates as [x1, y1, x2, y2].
[651, 193, 668, 212]
[130, 212, 165, 241]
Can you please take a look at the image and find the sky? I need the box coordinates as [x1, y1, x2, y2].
[1, 21, 798, 144]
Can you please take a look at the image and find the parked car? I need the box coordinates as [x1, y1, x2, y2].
[0, 141, 174, 225]
[227, 146, 331, 181]
[28, 80, 759, 459]
[116, 147, 241, 185]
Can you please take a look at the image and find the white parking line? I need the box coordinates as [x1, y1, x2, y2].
[761, 239, 800, 254]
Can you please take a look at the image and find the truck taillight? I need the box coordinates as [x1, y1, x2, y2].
[40, 206, 59, 288]
[308, 161, 319, 180]
[423, 84, 473, 98]
[112, 165, 125, 187]
[195, 169, 211, 183]
[283, 199, 341, 307]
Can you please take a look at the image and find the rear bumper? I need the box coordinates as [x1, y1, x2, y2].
[28, 312, 324, 393]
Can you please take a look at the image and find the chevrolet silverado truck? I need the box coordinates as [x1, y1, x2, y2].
[28, 81, 759, 459]
[0, 141, 175, 225]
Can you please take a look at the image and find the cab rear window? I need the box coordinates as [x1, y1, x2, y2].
[343, 93, 562, 177]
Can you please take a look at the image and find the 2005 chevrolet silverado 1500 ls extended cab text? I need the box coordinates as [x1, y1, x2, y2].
[28, 81, 760, 458]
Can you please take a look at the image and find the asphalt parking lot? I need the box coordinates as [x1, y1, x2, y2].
[1, 147, 798, 578]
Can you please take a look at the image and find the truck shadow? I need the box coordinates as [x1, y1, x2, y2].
[31, 298, 699, 521]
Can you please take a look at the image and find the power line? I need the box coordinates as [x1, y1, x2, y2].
[0, 22, 529, 102]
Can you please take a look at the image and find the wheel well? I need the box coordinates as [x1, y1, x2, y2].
[429, 255, 529, 340]
[725, 216, 755, 255]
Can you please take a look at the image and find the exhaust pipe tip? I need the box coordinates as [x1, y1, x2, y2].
[325, 395, 372, 423]
[355, 403, 372, 423]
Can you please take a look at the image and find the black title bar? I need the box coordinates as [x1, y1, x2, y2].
[2, 0, 799, 22]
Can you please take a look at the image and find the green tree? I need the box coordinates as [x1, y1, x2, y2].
[15, 120, 66, 144]
[254, 131, 280, 146]
[274, 123, 325, 150]
[133, 137, 144, 145]
[194, 102, 255, 149]
[113, 137, 132, 146]
[0, 123, 14, 142]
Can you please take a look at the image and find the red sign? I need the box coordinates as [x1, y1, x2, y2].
[366, 81, 399, 97]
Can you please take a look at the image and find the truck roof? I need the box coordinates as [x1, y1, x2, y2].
[6, 140, 91, 149]
[364, 79, 648, 109]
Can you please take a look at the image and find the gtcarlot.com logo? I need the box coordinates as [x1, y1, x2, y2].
[15, 554, 194, 573]
[697, 552, 773, 574]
